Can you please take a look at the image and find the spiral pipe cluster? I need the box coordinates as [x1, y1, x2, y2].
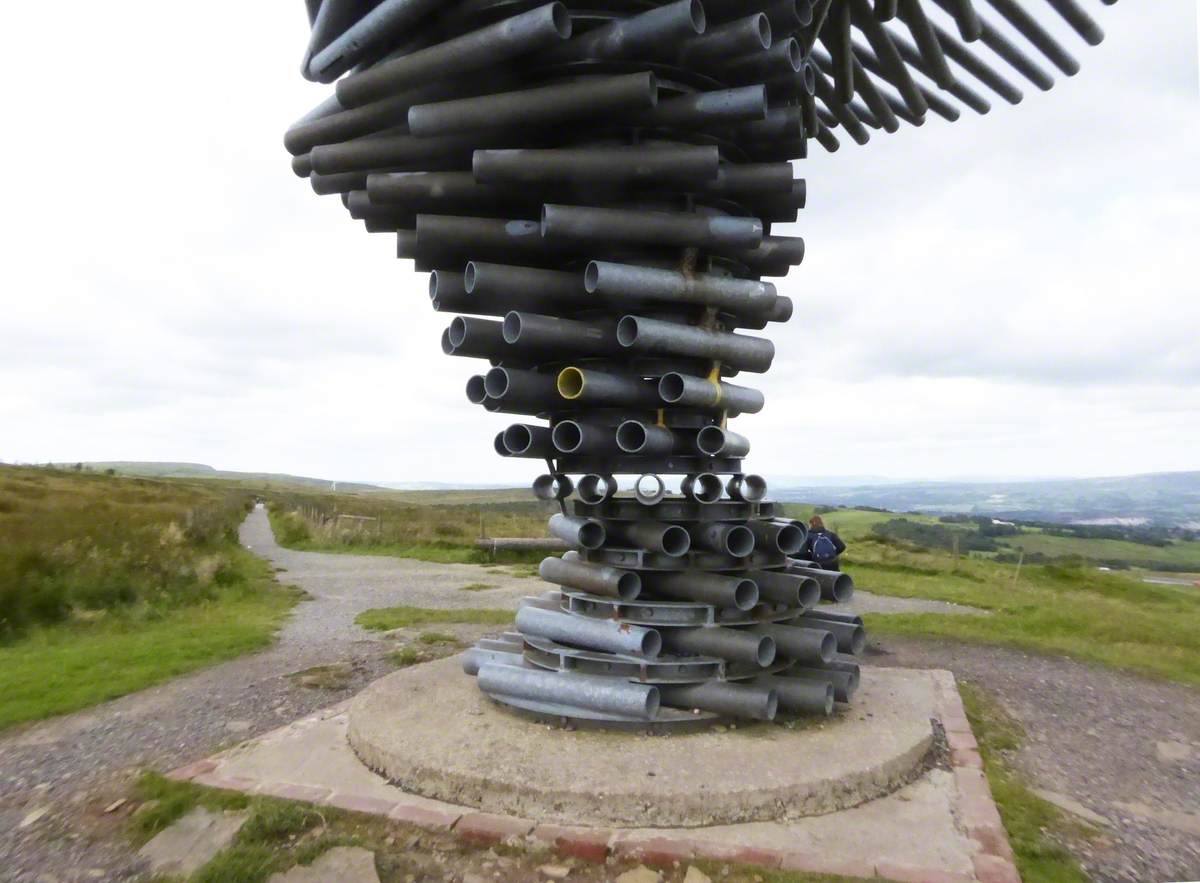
[288, 0, 1113, 726]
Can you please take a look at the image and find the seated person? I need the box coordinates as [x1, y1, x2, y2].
[803, 515, 846, 571]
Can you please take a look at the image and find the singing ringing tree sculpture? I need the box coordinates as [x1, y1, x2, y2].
[287, 0, 1112, 727]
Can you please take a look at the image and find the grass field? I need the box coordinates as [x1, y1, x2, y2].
[0, 466, 300, 730]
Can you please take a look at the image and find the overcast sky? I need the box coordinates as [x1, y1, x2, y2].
[1, 2, 1197, 485]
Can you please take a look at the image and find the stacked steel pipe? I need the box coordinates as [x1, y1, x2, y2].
[289, 0, 1112, 727]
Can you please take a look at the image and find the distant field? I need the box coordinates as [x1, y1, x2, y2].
[0, 466, 299, 729]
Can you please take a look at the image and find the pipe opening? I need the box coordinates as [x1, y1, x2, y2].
[583, 261, 601, 293]
[484, 367, 510, 398]
[756, 635, 777, 667]
[848, 626, 866, 656]
[617, 572, 641, 601]
[557, 366, 585, 399]
[493, 432, 509, 457]
[550, 2, 572, 38]
[694, 473, 723, 503]
[640, 629, 663, 657]
[502, 311, 522, 343]
[660, 525, 691, 557]
[644, 686, 661, 719]
[725, 525, 755, 557]
[577, 473, 614, 504]
[696, 425, 727, 456]
[552, 420, 583, 453]
[819, 684, 833, 715]
[502, 424, 533, 454]
[763, 690, 779, 720]
[465, 375, 488, 404]
[832, 574, 855, 604]
[802, 59, 817, 95]
[798, 577, 821, 610]
[533, 474, 572, 501]
[776, 523, 805, 554]
[448, 317, 468, 348]
[634, 473, 665, 505]
[754, 14, 772, 49]
[819, 631, 837, 664]
[688, 0, 706, 34]
[428, 273, 440, 298]
[733, 579, 758, 610]
[440, 328, 454, 354]
[616, 316, 639, 347]
[463, 262, 478, 293]
[578, 521, 606, 549]
[785, 37, 802, 73]
[616, 420, 648, 453]
[539, 204, 551, 237]
[658, 372, 685, 403]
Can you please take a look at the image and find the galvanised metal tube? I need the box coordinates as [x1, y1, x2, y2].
[616, 420, 678, 456]
[680, 473, 724, 504]
[477, 663, 660, 720]
[680, 14, 772, 65]
[785, 563, 855, 603]
[618, 316, 775, 374]
[548, 0, 706, 63]
[502, 312, 620, 358]
[308, 0, 444, 83]
[659, 373, 764, 415]
[750, 675, 832, 715]
[696, 426, 751, 458]
[731, 234, 806, 271]
[446, 315, 507, 360]
[474, 145, 720, 188]
[748, 623, 836, 664]
[605, 520, 692, 557]
[540, 554, 640, 600]
[462, 646, 524, 676]
[629, 86, 768, 129]
[551, 420, 615, 456]
[749, 519, 805, 555]
[788, 666, 858, 702]
[690, 522, 755, 558]
[586, 261, 777, 316]
[576, 474, 619, 504]
[557, 367, 661, 409]
[548, 513, 606, 550]
[485, 367, 561, 412]
[660, 626, 775, 667]
[659, 680, 778, 721]
[502, 423, 555, 457]
[642, 571, 758, 611]
[337, 4, 573, 107]
[745, 569, 817, 608]
[544, 205, 762, 253]
[798, 617, 864, 655]
[726, 474, 767, 503]
[409, 72, 660, 138]
[801, 609, 863, 626]
[417, 216, 547, 263]
[466, 262, 583, 304]
[516, 606, 661, 657]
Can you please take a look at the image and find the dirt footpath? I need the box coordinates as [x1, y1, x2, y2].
[871, 635, 1200, 883]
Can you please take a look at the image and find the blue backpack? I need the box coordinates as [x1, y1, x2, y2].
[811, 533, 838, 563]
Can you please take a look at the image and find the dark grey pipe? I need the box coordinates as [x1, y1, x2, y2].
[680, 14, 771, 65]
[698, 164, 797, 197]
[785, 563, 855, 603]
[680, 473, 724, 504]
[307, 0, 444, 83]
[605, 520, 691, 557]
[417, 215, 547, 263]
[586, 261, 777, 317]
[547, 0, 705, 63]
[311, 130, 479, 175]
[750, 675, 832, 715]
[551, 420, 615, 456]
[466, 262, 584, 305]
[540, 554, 640, 600]
[642, 571, 758, 611]
[368, 171, 530, 215]
[690, 522, 755, 557]
[749, 519, 805, 555]
[446, 315, 507, 360]
[615, 420, 678, 456]
[789, 666, 859, 702]
[981, 0, 1080, 75]
[544, 205, 762, 253]
[532, 474, 573, 501]
[575, 473, 619, 504]
[548, 513, 606, 550]
[745, 569, 818, 608]
[659, 373, 764, 415]
[493, 431, 510, 457]
[660, 626, 775, 667]
[485, 367, 561, 412]
[429, 269, 471, 312]
[618, 316, 775, 374]
[802, 609, 863, 627]
[726, 474, 767, 503]
[466, 375, 487, 405]
[720, 38, 803, 84]
[696, 426, 751, 458]
[629, 85, 768, 129]
[659, 680, 777, 721]
[409, 72, 659, 137]
[798, 615, 865, 655]
[311, 171, 369, 195]
[748, 623, 836, 664]
[502, 312, 620, 358]
[337, 4, 572, 107]
[474, 145, 719, 188]
[556, 367, 661, 409]
[502, 423, 555, 458]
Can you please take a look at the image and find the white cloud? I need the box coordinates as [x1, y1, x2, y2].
[0, 1, 1196, 484]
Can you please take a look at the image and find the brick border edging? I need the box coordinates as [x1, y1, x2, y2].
[165, 672, 1018, 883]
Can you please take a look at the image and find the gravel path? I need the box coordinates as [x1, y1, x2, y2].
[0, 506, 530, 883]
[870, 635, 1200, 883]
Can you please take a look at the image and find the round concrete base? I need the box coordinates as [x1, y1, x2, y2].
[346, 655, 937, 827]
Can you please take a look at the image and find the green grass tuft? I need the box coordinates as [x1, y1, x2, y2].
[417, 631, 460, 645]
[356, 605, 512, 631]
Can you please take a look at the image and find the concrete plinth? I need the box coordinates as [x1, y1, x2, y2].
[346, 655, 936, 827]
